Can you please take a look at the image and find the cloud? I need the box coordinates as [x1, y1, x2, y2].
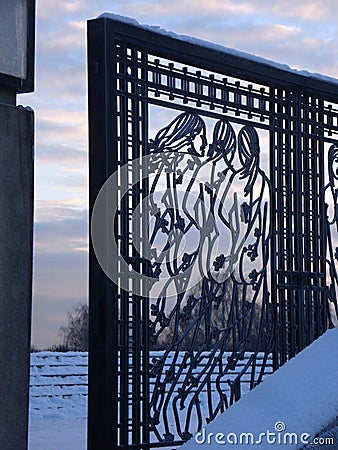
[37, 0, 87, 20]
[33, 252, 87, 298]
[114, 0, 255, 18]
[16, 0, 338, 348]
[210, 5, 334, 72]
[248, 0, 335, 22]
[34, 203, 88, 253]
[37, 144, 86, 165]
[36, 109, 87, 146]
[32, 204, 88, 347]
[35, 200, 87, 218]
[32, 270, 88, 348]
[170, 16, 337, 77]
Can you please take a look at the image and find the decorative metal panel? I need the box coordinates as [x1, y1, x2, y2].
[88, 17, 338, 450]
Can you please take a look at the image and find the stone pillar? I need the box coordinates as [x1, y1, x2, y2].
[0, 96, 34, 450]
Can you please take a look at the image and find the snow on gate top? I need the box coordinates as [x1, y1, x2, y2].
[97, 12, 338, 87]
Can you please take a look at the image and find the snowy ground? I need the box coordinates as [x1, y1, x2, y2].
[182, 329, 338, 449]
[29, 352, 88, 449]
[28, 419, 87, 450]
[302, 418, 338, 450]
[28, 330, 337, 449]
[28, 351, 271, 448]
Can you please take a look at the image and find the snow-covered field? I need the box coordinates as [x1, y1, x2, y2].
[28, 330, 337, 449]
[28, 351, 271, 449]
[29, 352, 88, 449]
[29, 419, 87, 450]
[183, 329, 338, 449]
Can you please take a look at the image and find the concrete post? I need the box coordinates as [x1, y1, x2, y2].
[0, 93, 34, 449]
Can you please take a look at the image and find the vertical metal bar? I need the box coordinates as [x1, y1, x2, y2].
[141, 147, 150, 449]
[285, 90, 295, 360]
[302, 96, 312, 346]
[275, 88, 287, 366]
[269, 87, 278, 371]
[317, 98, 329, 337]
[310, 101, 318, 339]
[130, 48, 141, 447]
[87, 18, 118, 450]
[309, 97, 317, 344]
[140, 53, 150, 449]
[294, 91, 304, 355]
[119, 43, 129, 447]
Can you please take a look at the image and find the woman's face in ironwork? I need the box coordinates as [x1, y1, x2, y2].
[199, 133, 207, 154]
[332, 149, 338, 181]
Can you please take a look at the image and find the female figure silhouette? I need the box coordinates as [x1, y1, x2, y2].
[324, 144, 338, 326]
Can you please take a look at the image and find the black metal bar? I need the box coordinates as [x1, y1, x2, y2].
[119, 73, 129, 448]
[294, 91, 303, 356]
[317, 99, 329, 338]
[269, 87, 279, 371]
[87, 18, 119, 449]
[302, 97, 312, 346]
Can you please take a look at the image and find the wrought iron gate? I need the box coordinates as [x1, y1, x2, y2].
[87, 16, 338, 450]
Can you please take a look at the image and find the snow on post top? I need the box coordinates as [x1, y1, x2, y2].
[97, 12, 338, 87]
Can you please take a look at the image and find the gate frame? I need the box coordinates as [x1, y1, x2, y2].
[87, 16, 337, 450]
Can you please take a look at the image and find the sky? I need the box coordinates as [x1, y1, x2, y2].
[18, 0, 338, 348]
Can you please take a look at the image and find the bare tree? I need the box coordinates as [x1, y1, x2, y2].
[59, 303, 89, 351]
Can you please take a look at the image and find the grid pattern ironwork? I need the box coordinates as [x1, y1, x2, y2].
[88, 17, 338, 450]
